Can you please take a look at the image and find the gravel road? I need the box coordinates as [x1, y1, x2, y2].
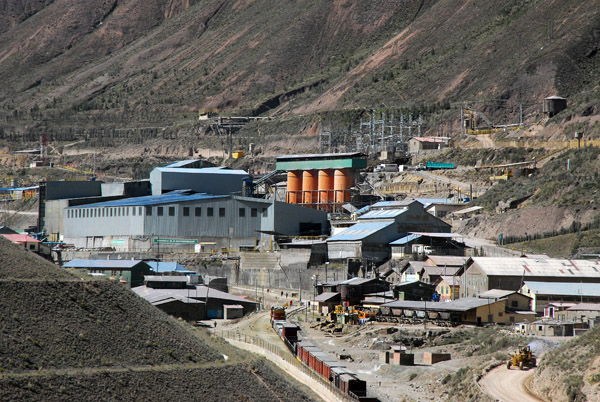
[479, 365, 543, 402]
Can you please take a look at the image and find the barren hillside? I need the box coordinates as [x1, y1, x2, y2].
[0, 237, 318, 401]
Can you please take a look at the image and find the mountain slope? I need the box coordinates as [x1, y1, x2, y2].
[1, 0, 599, 140]
[0, 236, 317, 401]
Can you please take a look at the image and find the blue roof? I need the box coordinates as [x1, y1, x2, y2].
[371, 200, 416, 208]
[146, 261, 196, 274]
[68, 190, 228, 208]
[64, 259, 148, 269]
[390, 234, 421, 245]
[164, 160, 201, 168]
[327, 221, 394, 241]
[360, 209, 407, 219]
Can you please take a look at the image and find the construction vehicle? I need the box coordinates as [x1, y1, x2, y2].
[507, 346, 536, 370]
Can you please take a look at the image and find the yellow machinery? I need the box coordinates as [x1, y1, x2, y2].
[507, 346, 536, 370]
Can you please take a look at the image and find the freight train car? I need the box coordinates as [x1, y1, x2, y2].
[271, 319, 374, 401]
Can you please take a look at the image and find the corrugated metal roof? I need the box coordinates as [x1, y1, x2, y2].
[439, 276, 461, 286]
[524, 281, 600, 296]
[415, 198, 453, 206]
[314, 292, 340, 302]
[411, 232, 463, 238]
[144, 276, 188, 282]
[426, 256, 468, 266]
[390, 234, 421, 245]
[132, 285, 257, 304]
[472, 257, 600, 278]
[146, 261, 195, 273]
[276, 152, 365, 160]
[423, 266, 460, 276]
[2, 234, 40, 243]
[382, 297, 500, 312]
[327, 221, 394, 241]
[155, 167, 248, 175]
[68, 191, 228, 208]
[359, 209, 407, 219]
[567, 303, 600, 311]
[64, 259, 147, 269]
[370, 200, 415, 208]
[479, 289, 522, 299]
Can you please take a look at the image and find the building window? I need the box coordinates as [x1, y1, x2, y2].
[498, 312, 503, 317]
[512, 301, 518, 308]
[195, 207, 201, 217]
[509, 316, 515, 322]
[139, 207, 143, 215]
[183, 207, 189, 217]
[110, 209, 113, 217]
[132, 207, 136, 216]
[157, 207, 164, 216]
[125, 208, 129, 216]
[239, 208, 245, 217]
[251, 208, 257, 217]
[169, 207, 175, 216]
[219, 208, 225, 217]
[29, 244, 35, 250]
[207, 208, 214, 217]
[146, 206, 152, 216]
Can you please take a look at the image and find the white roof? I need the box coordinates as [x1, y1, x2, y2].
[470, 257, 600, 278]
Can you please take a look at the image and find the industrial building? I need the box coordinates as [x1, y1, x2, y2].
[461, 257, 600, 298]
[327, 200, 451, 265]
[62, 190, 328, 251]
[39, 180, 151, 242]
[275, 152, 367, 212]
[407, 137, 450, 154]
[149, 165, 249, 196]
[132, 280, 258, 319]
[520, 281, 600, 315]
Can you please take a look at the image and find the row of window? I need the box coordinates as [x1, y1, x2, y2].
[68, 206, 266, 219]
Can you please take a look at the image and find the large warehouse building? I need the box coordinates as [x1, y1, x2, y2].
[62, 190, 328, 251]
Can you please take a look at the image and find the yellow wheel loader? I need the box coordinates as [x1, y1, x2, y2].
[507, 346, 536, 370]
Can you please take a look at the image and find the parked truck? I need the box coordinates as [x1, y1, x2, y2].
[374, 163, 399, 172]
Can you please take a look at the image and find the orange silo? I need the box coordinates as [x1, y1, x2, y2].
[318, 169, 334, 210]
[302, 170, 317, 206]
[286, 171, 303, 204]
[334, 168, 354, 204]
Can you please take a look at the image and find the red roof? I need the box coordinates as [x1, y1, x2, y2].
[2, 234, 40, 243]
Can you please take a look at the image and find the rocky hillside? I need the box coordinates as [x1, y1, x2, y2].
[531, 325, 600, 401]
[0, 236, 317, 401]
[1, 0, 599, 143]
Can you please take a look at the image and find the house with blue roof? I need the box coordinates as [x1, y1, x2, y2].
[327, 200, 451, 268]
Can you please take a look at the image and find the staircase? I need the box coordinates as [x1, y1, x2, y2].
[240, 252, 280, 270]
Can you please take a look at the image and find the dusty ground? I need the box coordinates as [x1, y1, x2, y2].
[480, 365, 542, 402]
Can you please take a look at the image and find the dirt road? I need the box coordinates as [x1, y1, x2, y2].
[479, 365, 543, 402]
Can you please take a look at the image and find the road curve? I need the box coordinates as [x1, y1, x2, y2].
[479, 365, 543, 402]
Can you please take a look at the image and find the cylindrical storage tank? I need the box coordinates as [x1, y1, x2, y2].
[302, 170, 317, 206]
[334, 168, 354, 204]
[318, 169, 334, 210]
[286, 171, 302, 204]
